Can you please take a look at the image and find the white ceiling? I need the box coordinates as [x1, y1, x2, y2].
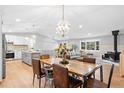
[0, 5, 124, 40]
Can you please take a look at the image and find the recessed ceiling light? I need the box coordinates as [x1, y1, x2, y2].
[25, 37, 29, 40]
[16, 19, 21, 22]
[88, 33, 91, 36]
[79, 25, 83, 29]
[8, 30, 12, 32]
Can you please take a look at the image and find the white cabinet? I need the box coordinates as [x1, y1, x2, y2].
[22, 51, 40, 65]
[6, 35, 28, 45]
[15, 50, 22, 59]
[120, 54, 124, 77]
[14, 37, 27, 45]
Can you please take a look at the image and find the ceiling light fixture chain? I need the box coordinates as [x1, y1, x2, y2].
[56, 5, 71, 38]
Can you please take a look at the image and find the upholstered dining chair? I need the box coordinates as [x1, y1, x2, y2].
[82, 57, 96, 64]
[40, 54, 50, 59]
[32, 58, 45, 88]
[83, 64, 114, 88]
[40, 54, 51, 68]
[53, 64, 83, 88]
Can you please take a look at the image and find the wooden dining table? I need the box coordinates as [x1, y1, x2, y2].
[40, 58, 103, 82]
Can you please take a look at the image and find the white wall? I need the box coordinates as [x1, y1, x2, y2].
[0, 17, 2, 81]
[34, 35, 58, 51]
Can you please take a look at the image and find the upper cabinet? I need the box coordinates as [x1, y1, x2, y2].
[6, 35, 29, 45]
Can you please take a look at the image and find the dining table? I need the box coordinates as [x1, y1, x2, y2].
[40, 58, 103, 83]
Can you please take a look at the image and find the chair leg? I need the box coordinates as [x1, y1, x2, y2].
[39, 78, 41, 88]
[44, 78, 47, 88]
[80, 85, 82, 88]
[32, 74, 35, 86]
[49, 80, 52, 88]
[93, 72, 95, 79]
[51, 80, 54, 88]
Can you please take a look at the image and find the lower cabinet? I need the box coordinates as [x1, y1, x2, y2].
[22, 51, 40, 65]
[15, 51, 22, 59]
[120, 53, 124, 77]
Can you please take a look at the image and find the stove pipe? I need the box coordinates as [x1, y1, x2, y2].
[112, 30, 119, 53]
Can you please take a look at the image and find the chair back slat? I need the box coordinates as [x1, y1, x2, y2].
[107, 64, 114, 88]
[32, 59, 41, 75]
[53, 64, 69, 88]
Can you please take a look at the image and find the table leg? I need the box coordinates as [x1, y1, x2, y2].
[100, 65, 103, 82]
[41, 62, 44, 68]
[83, 76, 87, 88]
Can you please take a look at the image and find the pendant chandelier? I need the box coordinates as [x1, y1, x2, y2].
[56, 5, 70, 37]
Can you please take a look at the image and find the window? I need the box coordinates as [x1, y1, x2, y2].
[81, 42, 85, 49]
[80, 41, 99, 50]
[87, 42, 95, 50]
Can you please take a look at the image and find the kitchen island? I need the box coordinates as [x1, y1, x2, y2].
[22, 51, 40, 65]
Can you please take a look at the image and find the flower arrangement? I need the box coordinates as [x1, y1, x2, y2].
[55, 43, 69, 64]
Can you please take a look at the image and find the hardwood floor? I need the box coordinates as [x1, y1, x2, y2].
[95, 63, 124, 88]
[0, 60, 124, 88]
[0, 60, 45, 88]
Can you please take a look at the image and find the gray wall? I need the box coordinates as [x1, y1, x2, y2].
[0, 17, 2, 81]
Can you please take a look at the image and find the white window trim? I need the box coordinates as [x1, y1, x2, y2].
[80, 40, 100, 51]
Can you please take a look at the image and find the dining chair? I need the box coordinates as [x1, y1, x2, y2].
[83, 64, 114, 88]
[32, 58, 45, 88]
[82, 57, 96, 64]
[44, 67, 54, 88]
[53, 64, 83, 88]
[40, 54, 50, 59]
[82, 57, 96, 78]
[40, 54, 52, 68]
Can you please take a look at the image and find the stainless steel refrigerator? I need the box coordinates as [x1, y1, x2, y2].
[2, 34, 6, 79]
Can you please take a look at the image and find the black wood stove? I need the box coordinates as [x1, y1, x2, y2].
[102, 30, 121, 62]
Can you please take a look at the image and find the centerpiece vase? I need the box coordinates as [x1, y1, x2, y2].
[60, 52, 69, 64]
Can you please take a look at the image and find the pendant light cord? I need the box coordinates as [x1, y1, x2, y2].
[62, 5, 64, 21]
[1, 16, 3, 25]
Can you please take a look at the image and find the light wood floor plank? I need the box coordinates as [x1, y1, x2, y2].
[0, 60, 124, 88]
